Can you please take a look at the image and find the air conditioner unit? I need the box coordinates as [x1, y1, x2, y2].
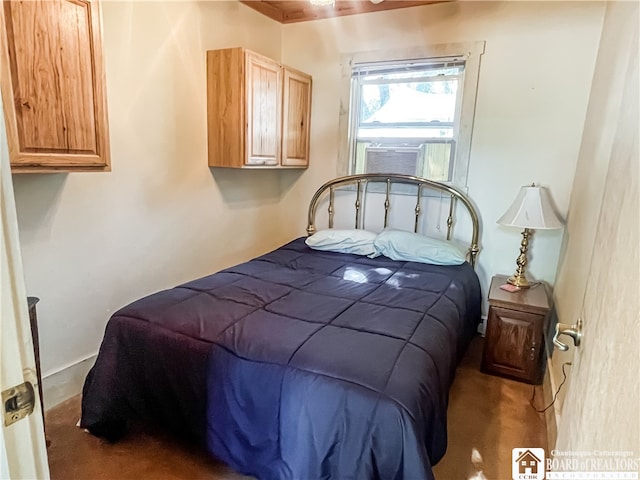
[364, 146, 424, 176]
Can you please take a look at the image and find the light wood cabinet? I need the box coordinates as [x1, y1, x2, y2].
[207, 47, 311, 169]
[0, 0, 110, 173]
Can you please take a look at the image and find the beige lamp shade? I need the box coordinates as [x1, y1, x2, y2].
[497, 185, 563, 230]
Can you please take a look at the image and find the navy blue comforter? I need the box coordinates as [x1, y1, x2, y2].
[81, 237, 481, 479]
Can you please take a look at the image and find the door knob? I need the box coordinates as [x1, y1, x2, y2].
[552, 318, 583, 351]
[2, 382, 36, 427]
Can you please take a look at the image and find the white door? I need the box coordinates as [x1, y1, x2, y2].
[555, 7, 639, 454]
[0, 82, 50, 477]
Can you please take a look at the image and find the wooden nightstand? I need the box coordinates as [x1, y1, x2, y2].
[481, 275, 551, 384]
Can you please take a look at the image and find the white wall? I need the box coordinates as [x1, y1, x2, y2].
[280, 1, 605, 312]
[12, 1, 607, 408]
[11, 1, 302, 407]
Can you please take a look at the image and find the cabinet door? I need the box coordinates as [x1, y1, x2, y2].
[0, 0, 110, 172]
[282, 68, 311, 167]
[482, 306, 544, 383]
[245, 53, 281, 166]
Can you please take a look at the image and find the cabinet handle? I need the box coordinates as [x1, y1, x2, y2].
[530, 341, 536, 361]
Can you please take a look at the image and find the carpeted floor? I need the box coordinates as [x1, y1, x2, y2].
[45, 336, 547, 480]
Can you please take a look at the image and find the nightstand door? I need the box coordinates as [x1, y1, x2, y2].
[483, 306, 545, 383]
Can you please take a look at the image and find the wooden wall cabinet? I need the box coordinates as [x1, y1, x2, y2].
[0, 0, 110, 173]
[481, 275, 551, 384]
[207, 47, 311, 169]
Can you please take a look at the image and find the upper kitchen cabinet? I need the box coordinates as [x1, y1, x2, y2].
[0, 0, 110, 173]
[207, 47, 312, 169]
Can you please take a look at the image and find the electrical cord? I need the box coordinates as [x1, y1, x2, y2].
[530, 362, 572, 413]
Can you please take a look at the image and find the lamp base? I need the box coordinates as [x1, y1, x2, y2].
[507, 228, 533, 289]
[507, 274, 531, 289]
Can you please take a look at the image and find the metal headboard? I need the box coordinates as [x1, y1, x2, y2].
[306, 173, 480, 268]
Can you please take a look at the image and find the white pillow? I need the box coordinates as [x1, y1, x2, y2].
[374, 229, 467, 265]
[305, 229, 378, 256]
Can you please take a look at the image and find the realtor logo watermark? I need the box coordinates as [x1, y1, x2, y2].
[513, 448, 546, 480]
[512, 448, 639, 480]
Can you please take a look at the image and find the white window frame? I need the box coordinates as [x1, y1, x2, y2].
[337, 41, 485, 188]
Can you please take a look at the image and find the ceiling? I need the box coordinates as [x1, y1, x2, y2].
[239, 1, 448, 24]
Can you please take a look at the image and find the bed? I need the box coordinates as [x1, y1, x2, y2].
[81, 174, 482, 480]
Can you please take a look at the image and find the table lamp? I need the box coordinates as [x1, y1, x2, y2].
[497, 184, 563, 288]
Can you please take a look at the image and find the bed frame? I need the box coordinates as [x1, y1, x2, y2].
[307, 173, 480, 267]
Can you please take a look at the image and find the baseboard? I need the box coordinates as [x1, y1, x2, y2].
[543, 357, 558, 450]
[477, 315, 487, 336]
[42, 354, 97, 411]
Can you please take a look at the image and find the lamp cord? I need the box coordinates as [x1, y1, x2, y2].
[530, 362, 572, 413]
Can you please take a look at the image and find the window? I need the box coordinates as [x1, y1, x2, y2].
[350, 59, 464, 182]
[338, 42, 485, 187]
